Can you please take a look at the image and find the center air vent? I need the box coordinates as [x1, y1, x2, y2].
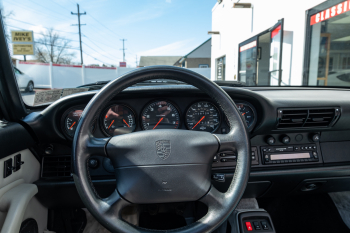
[277, 108, 340, 129]
[41, 156, 71, 178]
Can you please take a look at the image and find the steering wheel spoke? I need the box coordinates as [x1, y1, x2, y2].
[199, 186, 225, 209]
[213, 133, 239, 153]
[101, 190, 130, 218]
[85, 136, 109, 157]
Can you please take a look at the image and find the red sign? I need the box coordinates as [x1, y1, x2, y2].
[240, 41, 257, 52]
[310, 0, 350, 25]
[271, 25, 281, 38]
[119, 62, 126, 67]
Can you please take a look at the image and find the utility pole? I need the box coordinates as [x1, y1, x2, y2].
[120, 39, 127, 62]
[135, 55, 138, 67]
[71, 4, 86, 65]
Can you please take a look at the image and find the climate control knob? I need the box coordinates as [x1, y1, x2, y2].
[311, 134, 320, 142]
[266, 136, 275, 145]
[281, 135, 291, 144]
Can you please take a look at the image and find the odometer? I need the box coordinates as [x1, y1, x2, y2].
[141, 100, 180, 130]
[101, 104, 136, 136]
[185, 101, 221, 133]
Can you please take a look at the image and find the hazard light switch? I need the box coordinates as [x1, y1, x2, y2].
[245, 222, 253, 231]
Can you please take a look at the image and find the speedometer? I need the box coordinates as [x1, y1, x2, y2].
[141, 100, 180, 130]
[185, 101, 221, 133]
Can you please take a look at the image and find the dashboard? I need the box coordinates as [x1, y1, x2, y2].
[60, 99, 257, 139]
[24, 85, 350, 206]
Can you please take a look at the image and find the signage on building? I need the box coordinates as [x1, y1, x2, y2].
[11, 30, 35, 55]
[119, 62, 126, 67]
[12, 44, 34, 55]
[239, 41, 256, 52]
[310, 1, 350, 25]
[11, 31, 34, 42]
[271, 25, 281, 38]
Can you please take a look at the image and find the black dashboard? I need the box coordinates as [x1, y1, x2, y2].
[24, 85, 350, 207]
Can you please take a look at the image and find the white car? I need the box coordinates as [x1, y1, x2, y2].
[14, 67, 34, 92]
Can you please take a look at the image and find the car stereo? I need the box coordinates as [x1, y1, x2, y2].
[261, 144, 319, 165]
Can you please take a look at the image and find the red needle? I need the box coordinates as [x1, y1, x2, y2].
[242, 112, 246, 116]
[192, 116, 205, 129]
[69, 122, 76, 129]
[123, 119, 130, 128]
[108, 120, 115, 129]
[153, 118, 163, 129]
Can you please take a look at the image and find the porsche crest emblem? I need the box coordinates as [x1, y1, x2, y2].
[155, 140, 171, 160]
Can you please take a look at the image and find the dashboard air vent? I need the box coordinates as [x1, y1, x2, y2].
[42, 156, 71, 178]
[277, 108, 340, 129]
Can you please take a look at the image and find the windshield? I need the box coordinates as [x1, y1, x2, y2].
[2, 0, 350, 106]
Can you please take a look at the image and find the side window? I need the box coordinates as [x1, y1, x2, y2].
[14, 68, 20, 75]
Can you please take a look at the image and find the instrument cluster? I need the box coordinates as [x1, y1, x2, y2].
[60, 100, 257, 139]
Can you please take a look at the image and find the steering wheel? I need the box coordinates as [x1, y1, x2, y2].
[72, 66, 251, 233]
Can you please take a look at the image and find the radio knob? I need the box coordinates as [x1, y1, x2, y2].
[281, 135, 291, 144]
[266, 136, 275, 145]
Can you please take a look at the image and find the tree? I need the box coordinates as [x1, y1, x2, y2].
[35, 28, 75, 64]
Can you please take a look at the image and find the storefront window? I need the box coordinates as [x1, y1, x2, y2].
[308, 2, 350, 86]
[239, 41, 257, 86]
[269, 25, 282, 86]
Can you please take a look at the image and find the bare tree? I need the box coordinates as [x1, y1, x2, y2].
[35, 28, 75, 64]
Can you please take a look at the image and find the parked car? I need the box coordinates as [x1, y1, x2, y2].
[14, 67, 34, 92]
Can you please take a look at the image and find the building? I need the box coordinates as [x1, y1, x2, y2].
[139, 56, 182, 67]
[210, 0, 350, 87]
[175, 38, 212, 68]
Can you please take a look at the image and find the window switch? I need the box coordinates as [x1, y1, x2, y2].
[245, 222, 253, 231]
[261, 221, 269, 230]
[253, 221, 261, 230]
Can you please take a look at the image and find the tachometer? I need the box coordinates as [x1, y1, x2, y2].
[141, 100, 180, 130]
[185, 101, 221, 133]
[101, 104, 136, 136]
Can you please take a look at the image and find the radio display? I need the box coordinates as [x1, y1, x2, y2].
[270, 153, 310, 161]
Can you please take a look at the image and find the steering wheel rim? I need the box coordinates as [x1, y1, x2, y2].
[72, 66, 251, 233]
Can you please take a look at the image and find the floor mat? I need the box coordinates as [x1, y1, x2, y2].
[329, 192, 350, 229]
[258, 194, 350, 233]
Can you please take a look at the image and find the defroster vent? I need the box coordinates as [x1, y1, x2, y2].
[277, 108, 340, 129]
[41, 156, 71, 178]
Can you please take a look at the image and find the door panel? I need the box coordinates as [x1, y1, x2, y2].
[0, 123, 47, 233]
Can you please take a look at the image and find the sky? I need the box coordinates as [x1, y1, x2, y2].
[2, 0, 215, 67]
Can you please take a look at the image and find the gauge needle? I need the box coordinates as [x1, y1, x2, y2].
[242, 113, 246, 116]
[69, 122, 76, 129]
[192, 116, 205, 129]
[108, 120, 115, 129]
[123, 119, 130, 128]
[153, 118, 163, 129]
